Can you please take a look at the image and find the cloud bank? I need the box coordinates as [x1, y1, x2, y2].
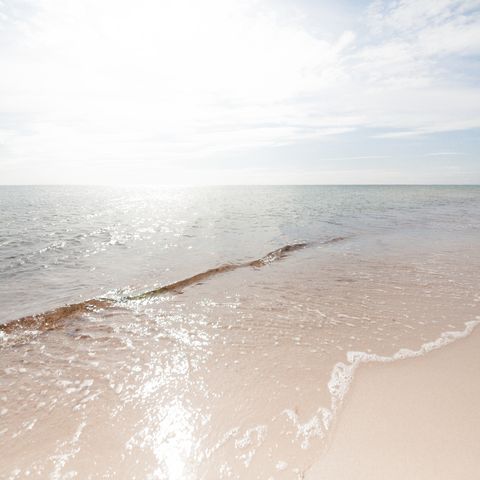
[0, 0, 479, 183]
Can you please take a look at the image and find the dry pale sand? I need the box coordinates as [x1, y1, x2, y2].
[306, 325, 480, 480]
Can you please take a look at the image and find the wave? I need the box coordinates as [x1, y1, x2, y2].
[127, 242, 309, 300]
[0, 238, 346, 334]
[283, 318, 480, 449]
[0, 299, 111, 335]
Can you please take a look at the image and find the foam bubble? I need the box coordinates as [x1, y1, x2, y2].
[285, 318, 480, 450]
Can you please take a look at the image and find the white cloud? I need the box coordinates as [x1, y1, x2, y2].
[0, 0, 479, 183]
[424, 152, 465, 156]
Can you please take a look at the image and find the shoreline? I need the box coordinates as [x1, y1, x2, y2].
[306, 318, 480, 479]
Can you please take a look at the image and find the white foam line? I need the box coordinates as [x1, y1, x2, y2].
[235, 425, 268, 467]
[50, 419, 87, 480]
[285, 318, 480, 448]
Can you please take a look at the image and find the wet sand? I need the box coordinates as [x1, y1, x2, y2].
[306, 320, 480, 480]
[1, 233, 480, 478]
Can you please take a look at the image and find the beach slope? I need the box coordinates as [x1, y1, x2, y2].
[307, 326, 480, 479]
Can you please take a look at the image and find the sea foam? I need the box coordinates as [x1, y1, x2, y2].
[285, 318, 480, 448]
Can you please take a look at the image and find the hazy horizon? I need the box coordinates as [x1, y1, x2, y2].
[1, 183, 480, 186]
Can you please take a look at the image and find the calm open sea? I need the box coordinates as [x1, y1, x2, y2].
[1, 185, 479, 479]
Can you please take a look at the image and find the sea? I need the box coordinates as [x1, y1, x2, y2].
[1, 185, 479, 479]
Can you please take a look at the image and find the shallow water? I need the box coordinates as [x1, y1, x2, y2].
[1, 186, 479, 479]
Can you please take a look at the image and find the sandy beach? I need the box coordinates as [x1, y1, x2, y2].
[307, 319, 480, 480]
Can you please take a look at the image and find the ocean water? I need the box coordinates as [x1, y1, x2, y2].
[1, 185, 480, 479]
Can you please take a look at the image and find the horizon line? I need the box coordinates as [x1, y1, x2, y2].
[1, 184, 479, 188]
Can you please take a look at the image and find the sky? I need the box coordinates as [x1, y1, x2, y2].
[0, 0, 479, 184]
